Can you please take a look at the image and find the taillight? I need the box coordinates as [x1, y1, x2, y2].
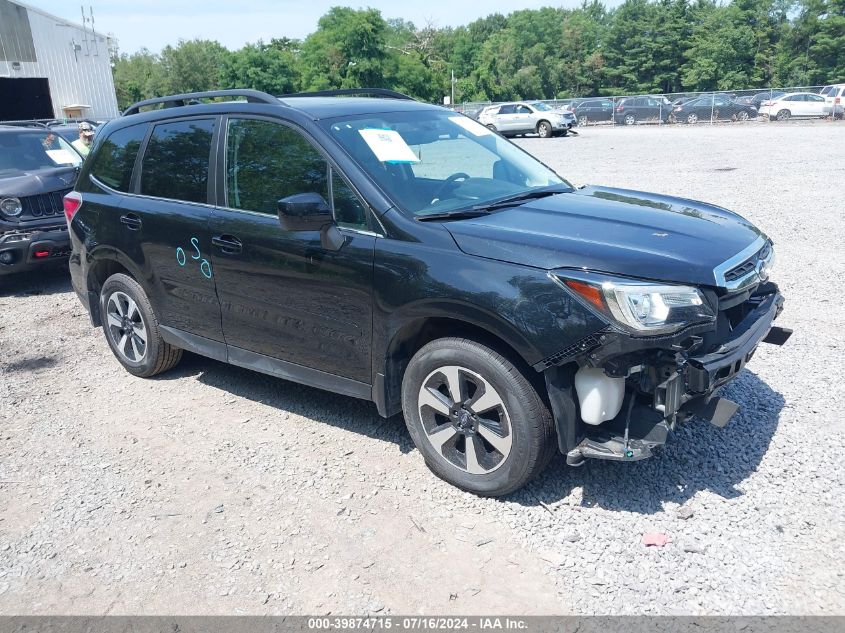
[761, 101, 772, 106]
[836, 97, 841, 104]
[616, 105, 624, 111]
[63, 191, 82, 223]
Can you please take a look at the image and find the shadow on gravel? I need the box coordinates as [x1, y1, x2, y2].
[515, 370, 785, 514]
[153, 352, 416, 453]
[0, 265, 72, 298]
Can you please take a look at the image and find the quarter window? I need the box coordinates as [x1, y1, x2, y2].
[140, 118, 214, 204]
[89, 123, 147, 192]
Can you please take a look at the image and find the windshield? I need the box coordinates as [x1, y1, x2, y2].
[530, 102, 553, 111]
[321, 110, 567, 216]
[0, 130, 83, 174]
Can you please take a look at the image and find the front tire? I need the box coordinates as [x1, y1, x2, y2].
[537, 120, 553, 138]
[100, 273, 182, 377]
[401, 338, 555, 497]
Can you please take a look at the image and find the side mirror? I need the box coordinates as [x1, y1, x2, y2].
[277, 193, 333, 231]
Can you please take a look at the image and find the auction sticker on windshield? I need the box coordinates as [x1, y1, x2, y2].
[358, 128, 420, 163]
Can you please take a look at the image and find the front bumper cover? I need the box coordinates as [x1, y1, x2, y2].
[0, 224, 71, 274]
[546, 288, 791, 465]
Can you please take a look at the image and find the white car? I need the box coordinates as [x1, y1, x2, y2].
[820, 83, 845, 118]
[477, 101, 577, 138]
[757, 92, 828, 121]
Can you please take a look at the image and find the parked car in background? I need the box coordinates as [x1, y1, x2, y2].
[574, 99, 614, 125]
[673, 94, 757, 124]
[613, 96, 671, 125]
[749, 91, 786, 109]
[757, 92, 828, 120]
[478, 101, 576, 137]
[0, 125, 83, 275]
[820, 83, 845, 118]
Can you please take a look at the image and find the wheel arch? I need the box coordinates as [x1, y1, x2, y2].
[85, 247, 148, 326]
[375, 311, 543, 418]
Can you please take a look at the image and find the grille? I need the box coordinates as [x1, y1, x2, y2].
[21, 189, 72, 218]
[723, 242, 771, 283]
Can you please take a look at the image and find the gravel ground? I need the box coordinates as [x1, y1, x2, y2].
[1, 121, 843, 616]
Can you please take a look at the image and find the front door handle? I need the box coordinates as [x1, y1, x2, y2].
[120, 213, 142, 230]
[212, 234, 243, 254]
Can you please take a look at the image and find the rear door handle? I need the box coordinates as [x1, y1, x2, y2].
[212, 234, 243, 254]
[120, 213, 142, 230]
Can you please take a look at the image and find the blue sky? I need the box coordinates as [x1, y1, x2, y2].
[30, 1, 610, 54]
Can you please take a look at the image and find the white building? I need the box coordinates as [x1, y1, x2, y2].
[0, 0, 119, 121]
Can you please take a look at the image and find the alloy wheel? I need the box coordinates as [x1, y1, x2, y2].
[105, 291, 148, 363]
[624, 114, 636, 125]
[687, 113, 698, 124]
[737, 111, 749, 121]
[777, 109, 790, 121]
[417, 365, 512, 475]
[538, 122, 552, 138]
[579, 115, 588, 126]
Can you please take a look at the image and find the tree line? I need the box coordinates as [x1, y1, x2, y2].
[112, 0, 845, 109]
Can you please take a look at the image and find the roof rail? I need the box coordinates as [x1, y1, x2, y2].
[0, 120, 49, 129]
[122, 89, 280, 116]
[278, 88, 415, 101]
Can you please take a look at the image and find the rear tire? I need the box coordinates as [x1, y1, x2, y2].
[776, 109, 791, 121]
[687, 113, 699, 124]
[100, 273, 182, 378]
[401, 337, 556, 497]
[486, 124, 497, 132]
[578, 115, 589, 126]
[623, 114, 636, 126]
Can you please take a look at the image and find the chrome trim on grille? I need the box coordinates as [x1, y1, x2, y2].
[713, 235, 771, 291]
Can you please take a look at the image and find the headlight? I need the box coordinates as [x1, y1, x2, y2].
[554, 272, 716, 335]
[0, 197, 22, 217]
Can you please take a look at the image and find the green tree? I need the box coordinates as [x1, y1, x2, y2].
[158, 39, 230, 94]
[300, 7, 388, 90]
[111, 48, 166, 110]
[222, 39, 301, 95]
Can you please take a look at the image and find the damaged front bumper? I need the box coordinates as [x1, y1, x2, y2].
[545, 284, 791, 466]
[0, 224, 71, 275]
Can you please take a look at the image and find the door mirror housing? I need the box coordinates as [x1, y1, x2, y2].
[277, 193, 333, 231]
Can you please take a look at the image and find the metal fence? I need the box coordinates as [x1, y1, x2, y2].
[454, 85, 844, 127]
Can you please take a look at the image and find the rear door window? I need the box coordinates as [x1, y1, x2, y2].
[139, 118, 215, 203]
[89, 123, 147, 192]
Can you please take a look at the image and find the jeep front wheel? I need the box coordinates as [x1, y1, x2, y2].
[401, 337, 555, 497]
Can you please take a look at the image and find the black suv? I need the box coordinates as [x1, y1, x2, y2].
[1, 124, 83, 275]
[67, 89, 790, 496]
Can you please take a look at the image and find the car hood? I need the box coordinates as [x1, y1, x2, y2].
[444, 185, 764, 287]
[0, 166, 79, 197]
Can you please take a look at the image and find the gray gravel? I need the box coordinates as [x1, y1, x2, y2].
[1, 120, 843, 615]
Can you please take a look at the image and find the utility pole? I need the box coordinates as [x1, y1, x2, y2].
[451, 69, 456, 107]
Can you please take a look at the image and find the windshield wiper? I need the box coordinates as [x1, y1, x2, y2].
[415, 184, 573, 222]
[471, 184, 572, 212]
[416, 209, 493, 222]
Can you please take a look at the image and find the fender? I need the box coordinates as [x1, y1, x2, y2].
[83, 244, 152, 325]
